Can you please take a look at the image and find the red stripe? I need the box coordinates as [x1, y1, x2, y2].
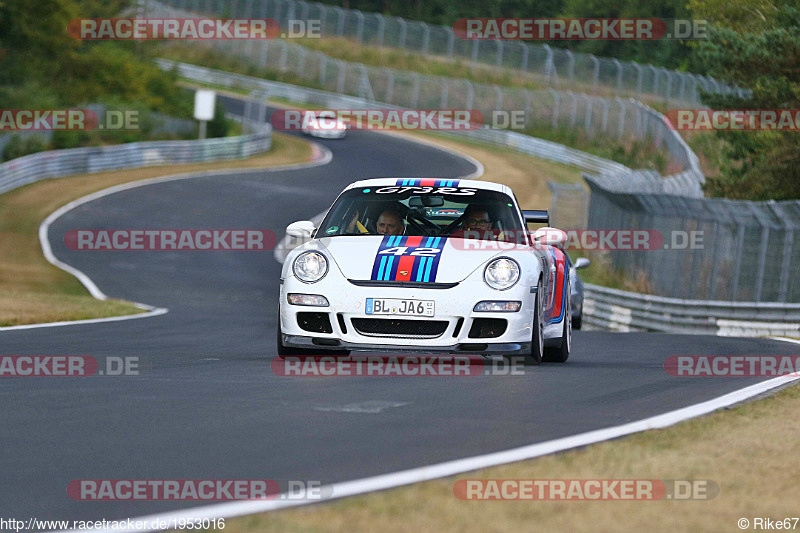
[405, 236, 423, 247]
[550, 249, 566, 318]
[394, 255, 416, 281]
[420, 179, 436, 187]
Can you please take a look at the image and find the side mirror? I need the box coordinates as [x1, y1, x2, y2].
[286, 220, 316, 239]
[574, 257, 591, 269]
[532, 227, 567, 248]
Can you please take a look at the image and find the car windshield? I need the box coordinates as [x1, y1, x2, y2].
[317, 184, 524, 239]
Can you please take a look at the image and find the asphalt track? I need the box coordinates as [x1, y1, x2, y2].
[2, 99, 798, 525]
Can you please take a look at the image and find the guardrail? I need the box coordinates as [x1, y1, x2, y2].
[583, 284, 800, 337]
[0, 127, 272, 196]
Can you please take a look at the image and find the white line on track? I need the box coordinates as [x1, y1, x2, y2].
[1, 145, 333, 332]
[59, 367, 800, 532]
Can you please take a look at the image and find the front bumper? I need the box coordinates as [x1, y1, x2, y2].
[280, 273, 537, 355]
[281, 334, 531, 355]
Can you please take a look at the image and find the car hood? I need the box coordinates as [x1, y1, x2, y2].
[318, 236, 524, 283]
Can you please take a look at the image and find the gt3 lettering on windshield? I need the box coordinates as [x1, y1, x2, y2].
[374, 186, 478, 195]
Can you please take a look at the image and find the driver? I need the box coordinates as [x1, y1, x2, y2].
[376, 209, 405, 236]
[464, 207, 493, 231]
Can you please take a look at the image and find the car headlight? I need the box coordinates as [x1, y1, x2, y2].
[484, 257, 520, 290]
[293, 251, 329, 283]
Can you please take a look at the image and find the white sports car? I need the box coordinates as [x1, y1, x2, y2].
[277, 178, 573, 365]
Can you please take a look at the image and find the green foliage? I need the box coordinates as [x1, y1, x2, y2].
[207, 101, 231, 138]
[51, 130, 92, 150]
[2, 135, 49, 162]
[693, 1, 800, 200]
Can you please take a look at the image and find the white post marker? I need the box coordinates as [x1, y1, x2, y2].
[194, 90, 216, 140]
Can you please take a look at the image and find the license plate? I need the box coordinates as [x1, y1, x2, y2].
[365, 298, 434, 317]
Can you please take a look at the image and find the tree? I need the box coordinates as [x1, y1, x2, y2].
[690, 0, 800, 200]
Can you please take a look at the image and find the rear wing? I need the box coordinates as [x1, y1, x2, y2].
[522, 209, 549, 225]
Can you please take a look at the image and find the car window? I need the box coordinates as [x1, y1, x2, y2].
[318, 185, 524, 239]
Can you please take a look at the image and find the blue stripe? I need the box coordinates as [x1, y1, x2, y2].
[416, 257, 427, 281]
[376, 256, 388, 280]
[383, 256, 395, 280]
[423, 255, 434, 282]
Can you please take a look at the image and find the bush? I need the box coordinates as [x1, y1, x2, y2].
[207, 101, 231, 138]
[51, 130, 91, 150]
[2, 134, 48, 161]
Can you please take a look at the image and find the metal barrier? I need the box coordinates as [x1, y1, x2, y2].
[0, 126, 271, 196]
[583, 284, 800, 336]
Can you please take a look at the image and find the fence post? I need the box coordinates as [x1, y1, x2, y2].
[465, 80, 474, 109]
[754, 227, 770, 301]
[731, 224, 745, 300]
[398, 18, 407, 48]
[440, 78, 448, 108]
[446, 27, 455, 57]
[411, 73, 420, 108]
[549, 89, 560, 128]
[615, 97, 626, 139]
[375, 14, 385, 46]
[354, 10, 364, 41]
[496, 41, 504, 66]
[612, 58, 622, 91]
[566, 50, 574, 82]
[422, 23, 430, 54]
[330, 6, 344, 35]
[336, 59, 347, 93]
[634, 63, 643, 96]
[471, 39, 479, 63]
[778, 230, 794, 302]
[384, 68, 394, 103]
[590, 55, 599, 87]
[519, 42, 529, 71]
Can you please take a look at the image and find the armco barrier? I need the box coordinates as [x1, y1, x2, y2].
[0, 127, 271, 196]
[583, 284, 800, 337]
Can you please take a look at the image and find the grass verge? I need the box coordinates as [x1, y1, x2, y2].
[0, 132, 312, 327]
[222, 373, 800, 533]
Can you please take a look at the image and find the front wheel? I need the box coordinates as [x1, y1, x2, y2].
[505, 279, 543, 366]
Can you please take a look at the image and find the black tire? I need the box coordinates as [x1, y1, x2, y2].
[543, 283, 571, 363]
[506, 279, 543, 366]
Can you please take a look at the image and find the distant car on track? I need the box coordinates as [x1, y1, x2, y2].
[300, 110, 348, 139]
[277, 178, 575, 364]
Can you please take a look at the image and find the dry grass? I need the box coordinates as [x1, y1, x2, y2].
[382, 130, 584, 209]
[221, 379, 800, 533]
[0, 133, 313, 326]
